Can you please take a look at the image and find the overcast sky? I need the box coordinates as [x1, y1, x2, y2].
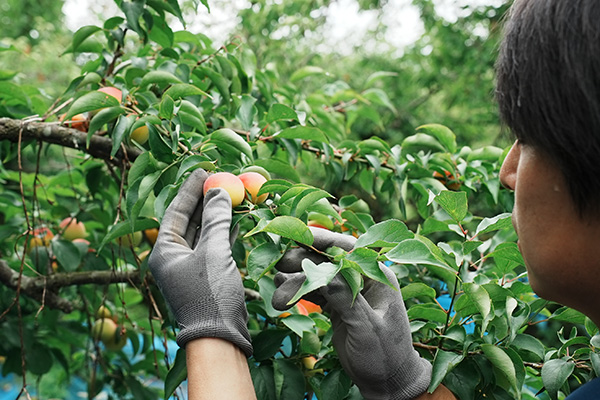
[63, 0, 506, 53]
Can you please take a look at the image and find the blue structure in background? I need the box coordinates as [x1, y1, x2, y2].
[0, 335, 182, 399]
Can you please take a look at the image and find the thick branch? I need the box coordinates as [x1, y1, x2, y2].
[0, 260, 261, 313]
[0, 260, 77, 313]
[0, 118, 141, 164]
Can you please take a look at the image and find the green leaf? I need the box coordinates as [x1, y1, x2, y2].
[512, 334, 545, 362]
[141, 70, 182, 87]
[401, 282, 436, 300]
[475, 213, 513, 236]
[591, 352, 600, 377]
[247, 242, 283, 280]
[463, 283, 492, 331]
[199, 67, 230, 104]
[266, 104, 298, 123]
[345, 248, 395, 289]
[429, 350, 465, 392]
[363, 88, 397, 113]
[541, 358, 574, 400]
[354, 219, 414, 248]
[292, 189, 332, 218]
[401, 133, 445, 153]
[159, 95, 175, 119]
[51, 239, 82, 272]
[251, 364, 276, 399]
[300, 331, 321, 355]
[288, 260, 342, 304]
[164, 83, 209, 99]
[110, 114, 136, 157]
[549, 307, 587, 325]
[467, 146, 503, 162]
[254, 159, 301, 182]
[253, 330, 290, 362]
[275, 126, 329, 143]
[386, 239, 453, 271]
[340, 267, 362, 303]
[72, 25, 101, 52]
[407, 304, 448, 324]
[99, 218, 159, 252]
[26, 343, 53, 375]
[257, 179, 293, 196]
[120, 0, 145, 38]
[148, 125, 175, 163]
[434, 190, 468, 222]
[417, 124, 457, 153]
[148, 14, 174, 48]
[281, 315, 315, 337]
[237, 95, 257, 130]
[0, 70, 17, 81]
[273, 359, 305, 400]
[176, 155, 215, 180]
[319, 369, 352, 400]
[488, 242, 525, 266]
[64, 91, 120, 121]
[481, 344, 518, 394]
[127, 170, 163, 227]
[164, 348, 187, 400]
[87, 106, 126, 146]
[290, 66, 328, 82]
[245, 216, 314, 246]
[364, 71, 398, 87]
[210, 128, 253, 159]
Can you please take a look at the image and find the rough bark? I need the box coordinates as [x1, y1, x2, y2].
[0, 117, 141, 164]
[0, 260, 261, 313]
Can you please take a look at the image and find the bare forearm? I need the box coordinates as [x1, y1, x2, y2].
[414, 384, 457, 400]
[186, 338, 257, 400]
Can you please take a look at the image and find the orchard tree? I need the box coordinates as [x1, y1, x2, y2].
[0, 1, 598, 399]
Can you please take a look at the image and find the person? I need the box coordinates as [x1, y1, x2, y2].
[148, 0, 600, 398]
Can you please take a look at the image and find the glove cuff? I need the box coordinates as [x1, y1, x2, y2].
[174, 301, 254, 357]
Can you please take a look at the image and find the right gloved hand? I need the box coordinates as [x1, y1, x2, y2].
[272, 227, 432, 400]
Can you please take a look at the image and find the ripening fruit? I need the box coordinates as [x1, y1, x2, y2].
[97, 87, 122, 103]
[138, 249, 150, 261]
[91, 318, 117, 343]
[28, 227, 54, 253]
[298, 299, 322, 314]
[131, 125, 149, 145]
[117, 231, 143, 247]
[203, 172, 245, 207]
[302, 356, 318, 370]
[144, 223, 159, 246]
[59, 217, 87, 241]
[59, 113, 88, 132]
[95, 305, 112, 319]
[238, 172, 268, 204]
[432, 170, 461, 191]
[104, 327, 127, 351]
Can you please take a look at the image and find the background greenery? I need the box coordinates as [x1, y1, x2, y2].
[1, 1, 597, 399]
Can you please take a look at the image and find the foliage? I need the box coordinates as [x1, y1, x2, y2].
[0, 1, 598, 399]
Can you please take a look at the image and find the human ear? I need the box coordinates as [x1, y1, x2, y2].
[500, 140, 520, 190]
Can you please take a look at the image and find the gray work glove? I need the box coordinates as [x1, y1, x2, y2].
[148, 169, 252, 356]
[272, 227, 432, 400]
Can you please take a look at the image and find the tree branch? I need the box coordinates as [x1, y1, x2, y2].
[0, 118, 141, 164]
[0, 259, 261, 313]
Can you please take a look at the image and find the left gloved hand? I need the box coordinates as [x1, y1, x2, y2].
[148, 169, 252, 356]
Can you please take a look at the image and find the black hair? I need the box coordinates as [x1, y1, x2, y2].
[495, 0, 600, 215]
